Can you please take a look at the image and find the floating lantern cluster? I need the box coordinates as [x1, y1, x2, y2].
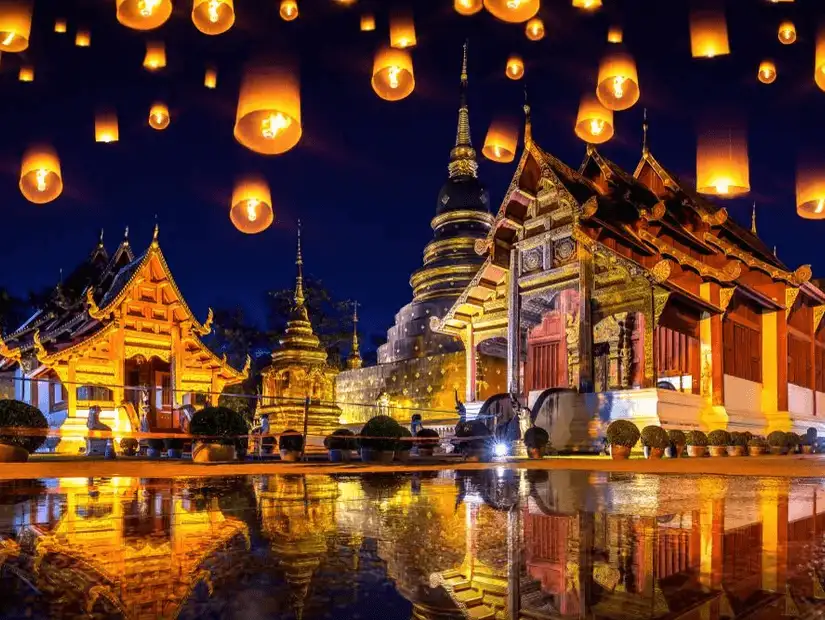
[18, 65, 33, 82]
[95, 112, 119, 143]
[455, 0, 483, 16]
[596, 50, 639, 111]
[390, 13, 416, 49]
[572, 0, 602, 10]
[360, 14, 376, 31]
[607, 26, 622, 43]
[696, 127, 750, 197]
[689, 9, 730, 58]
[230, 177, 275, 234]
[54, 19, 67, 34]
[575, 96, 613, 144]
[192, 0, 235, 35]
[505, 55, 524, 80]
[204, 67, 218, 88]
[372, 47, 415, 101]
[483, 0, 539, 24]
[116, 0, 172, 30]
[235, 64, 302, 154]
[75, 29, 91, 47]
[797, 165, 825, 220]
[149, 103, 170, 130]
[143, 41, 166, 70]
[758, 60, 776, 84]
[19, 146, 62, 205]
[280, 0, 298, 21]
[778, 21, 796, 45]
[525, 18, 544, 41]
[0, 1, 32, 52]
[483, 121, 517, 163]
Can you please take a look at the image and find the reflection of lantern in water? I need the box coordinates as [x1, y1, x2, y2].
[18, 65, 32, 81]
[95, 111, 119, 143]
[482, 121, 517, 163]
[607, 25, 622, 43]
[148, 102, 170, 130]
[54, 19, 67, 33]
[204, 67, 217, 88]
[390, 13, 416, 49]
[280, 0, 298, 21]
[143, 41, 166, 70]
[758, 60, 776, 84]
[778, 21, 796, 44]
[230, 177, 274, 234]
[572, 0, 602, 9]
[235, 63, 302, 155]
[505, 55, 524, 80]
[696, 126, 750, 197]
[690, 9, 729, 58]
[455, 0, 482, 16]
[192, 0, 235, 35]
[0, 1, 32, 52]
[817, 30, 825, 91]
[484, 0, 538, 23]
[596, 50, 639, 111]
[116, 0, 172, 30]
[75, 29, 90, 46]
[797, 164, 825, 220]
[525, 18, 544, 41]
[20, 146, 63, 204]
[575, 95, 614, 144]
[372, 47, 414, 101]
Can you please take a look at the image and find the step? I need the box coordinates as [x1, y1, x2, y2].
[454, 588, 484, 607]
[466, 604, 496, 620]
[445, 576, 471, 591]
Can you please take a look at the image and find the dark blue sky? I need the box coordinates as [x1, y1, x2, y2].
[2, 0, 824, 345]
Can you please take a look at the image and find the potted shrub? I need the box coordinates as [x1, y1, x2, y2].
[767, 430, 788, 455]
[707, 430, 731, 457]
[667, 429, 687, 458]
[453, 420, 492, 461]
[785, 432, 801, 454]
[605, 420, 640, 460]
[279, 429, 304, 462]
[685, 430, 708, 457]
[324, 429, 356, 462]
[396, 427, 413, 462]
[415, 428, 440, 457]
[640, 425, 669, 459]
[728, 432, 748, 457]
[359, 415, 403, 463]
[0, 399, 47, 462]
[524, 426, 550, 459]
[189, 406, 247, 462]
[164, 436, 184, 459]
[146, 438, 164, 459]
[748, 436, 767, 456]
[804, 427, 818, 454]
[120, 437, 138, 457]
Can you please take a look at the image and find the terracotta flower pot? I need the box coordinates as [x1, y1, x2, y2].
[328, 449, 352, 463]
[527, 447, 543, 459]
[802, 445, 814, 455]
[360, 448, 395, 463]
[748, 446, 766, 457]
[396, 451, 412, 463]
[769, 446, 786, 455]
[0, 444, 29, 463]
[646, 447, 665, 460]
[686, 445, 707, 458]
[280, 449, 301, 462]
[192, 442, 236, 463]
[610, 445, 631, 460]
[708, 446, 727, 457]
[726, 446, 746, 457]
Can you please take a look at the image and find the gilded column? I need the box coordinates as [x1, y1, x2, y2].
[759, 479, 789, 592]
[110, 321, 125, 407]
[699, 283, 724, 408]
[697, 479, 725, 590]
[763, 291, 790, 431]
[170, 325, 182, 410]
[464, 324, 477, 402]
[577, 239, 595, 392]
[67, 358, 77, 418]
[507, 249, 521, 395]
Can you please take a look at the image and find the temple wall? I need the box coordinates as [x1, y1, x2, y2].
[817, 392, 825, 416]
[788, 383, 814, 417]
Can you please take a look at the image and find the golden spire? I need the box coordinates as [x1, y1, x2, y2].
[751, 202, 757, 235]
[448, 40, 478, 179]
[151, 222, 159, 247]
[124, 225, 129, 242]
[347, 300, 363, 370]
[523, 83, 532, 145]
[98, 228, 105, 247]
[294, 220, 305, 308]
[642, 108, 649, 155]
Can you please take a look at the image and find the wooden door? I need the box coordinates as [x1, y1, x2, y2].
[526, 341, 561, 393]
[153, 371, 173, 430]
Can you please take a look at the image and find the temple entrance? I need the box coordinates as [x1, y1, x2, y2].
[594, 342, 610, 393]
[124, 356, 174, 430]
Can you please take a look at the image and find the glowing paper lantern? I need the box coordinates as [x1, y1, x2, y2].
[116, 0, 172, 30]
[390, 14, 416, 49]
[482, 121, 517, 163]
[95, 112, 119, 143]
[75, 29, 91, 47]
[758, 60, 776, 84]
[205, 67, 218, 88]
[816, 31, 825, 91]
[797, 166, 825, 219]
[483, 0, 539, 23]
[696, 127, 749, 197]
[506, 55, 524, 80]
[54, 19, 67, 33]
[234, 64, 302, 154]
[525, 18, 545, 41]
[280, 0, 298, 21]
[192, 0, 235, 35]
[689, 10, 729, 58]
[143, 41, 166, 70]
[148, 102, 170, 130]
[595, 50, 639, 111]
[19, 146, 63, 204]
[0, 1, 32, 52]
[455, 0, 482, 16]
[371, 47, 414, 101]
[778, 21, 796, 45]
[230, 177, 275, 234]
[607, 26, 622, 43]
[572, 0, 602, 9]
[574, 96, 614, 144]
[360, 14, 375, 31]
[18, 65, 32, 81]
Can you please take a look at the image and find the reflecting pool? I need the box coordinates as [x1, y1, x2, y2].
[0, 470, 823, 619]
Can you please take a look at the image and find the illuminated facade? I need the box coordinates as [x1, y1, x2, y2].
[0, 227, 248, 453]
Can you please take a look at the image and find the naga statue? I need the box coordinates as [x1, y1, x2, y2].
[85, 405, 112, 457]
[139, 386, 151, 433]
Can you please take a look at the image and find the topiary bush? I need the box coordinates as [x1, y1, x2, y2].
[707, 429, 731, 447]
[396, 427, 413, 452]
[786, 432, 801, 448]
[120, 437, 138, 456]
[416, 428, 440, 448]
[641, 425, 669, 449]
[324, 428, 356, 451]
[359, 415, 403, 452]
[767, 430, 787, 447]
[748, 436, 767, 447]
[524, 426, 550, 450]
[685, 430, 708, 446]
[605, 420, 640, 448]
[730, 432, 749, 447]
[667, 429, 687, 446]
[279, 429, 304, 452]
[189, 406, 248, 446]
[453, 420, 491, 453]
[0, 399, 48, 454]
[805, 427, 818, 446]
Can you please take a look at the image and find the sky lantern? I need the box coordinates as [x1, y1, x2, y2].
[483, 0, 539, 24]
[689, 9, 729, 58]
[148, 102, 170, 130]
[95, 111, 119, 143]
[54, 19, 67, 34]
[116, 0, 172, 30]
[482, 121, 517, 163]
[205, 67, 218, 88]
[758, 60, 776, 84]
[143, 41, 166, 70]
[0, 1, 32, 52]
[75, 29, 91, 47]
[371, 47, 415, 101]
[389, 13, 416, 49]
[360, 14, 375, 31]
[816, 30, 825, 91]
[192, 0, 235, 35]
[595, 50, 639, 111]
[572, 0, 602, 10]
[455, 0, 482, 16]
[607, 26, 622, 43]
[574, 95, 614, 144]
[18, 65, 33, 81]
[506, 55, 524, 80]
[797, 164, 825, 220]
[235, 63, 302, 154]
[778, 20, 796, 45]
[230, 177, 275, 234]
[19, 146, 63, 205]
[696, 126, 749, 197]
[525, 18, 545, 41]
[280, 0, 298, 21]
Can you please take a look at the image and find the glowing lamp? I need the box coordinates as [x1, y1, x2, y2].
[482, 121, 517, 163]
[19, 146, 63, 204]
[455, 0, 482, 15]
[205, 67, 217, 88]
[234, 64, 302, 154]
[390, 14, 416, 49]
[689, 9, 730, 58]
[360, 14, 375, 31]
[778, 20, 796, 44]
[148, 102, 170, 130]
[816, 31, 825, 91]
[595, 50, 639, 111]
[143, 41, 166, 70]
[18, 65, 32, 81]
[696, 128, 749, 197]
[506, 55, 524, 80]
[797, 167, 825, 219]
[230, 177, 274, 234]
[0, 1, 31, 52]
[525, 18, 545, 41]
[758, 60, 776, 84]
[192, 0, 235, 35]
[483, 0, 539, 23]
[572, 0, 602, 9]
[116, 0, 172, 30]
[75, 30, 90, 47]
[54, 19, 67, 33]
[280, 0, 298, 21]
[371, 47, 415, 101]
[95, 112, 119, 143]
[574, 95, 614, 144]
[607, 26, 622, 43]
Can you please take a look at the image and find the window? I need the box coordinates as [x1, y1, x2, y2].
[723, 319, 761, 383]
[788, 335, 813, 389]
[656, 325, 699, 393]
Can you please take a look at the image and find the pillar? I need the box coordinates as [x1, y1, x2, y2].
[209, 374, 220, 406]
[507, 507, 522, 620]
[577, 240, 595, 393]
[697, 486, 724, 590]
[465, 325, 477, 402]
[170, 326, 182, 410]
[759, 479, 789, 592]
[763, 309, 790, 432]
[67, 359, 77, 418]
[507, 249, 521, 395]
[699, 283, 724, 407]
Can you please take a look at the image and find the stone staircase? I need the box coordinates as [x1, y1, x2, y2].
[437, 568, 553, 620]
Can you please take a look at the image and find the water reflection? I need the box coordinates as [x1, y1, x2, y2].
[0, 470, 823, 619]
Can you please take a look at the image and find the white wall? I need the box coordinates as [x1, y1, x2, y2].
[788, 383, 814, 417]
[724, 375, 762, 414]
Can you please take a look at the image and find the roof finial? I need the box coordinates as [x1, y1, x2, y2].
[448, 40, 478, 179]
[99, 228, 105, 246]
[523, 83, 532, 145]
[642, 108, 649, 155]
[294, 220, 305, 307]
[124, 226, 129, 241]
[152, 221, 159, 246]
[751, 202, 757, 235]
[773, 245, 778, 257]
[59, 268, 63, 286]
[347, 300, 363, 369]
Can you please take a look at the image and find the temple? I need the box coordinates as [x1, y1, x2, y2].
[0, 227, 249, 453]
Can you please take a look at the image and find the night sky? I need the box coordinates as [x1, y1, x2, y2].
[2, 0, 824, 347]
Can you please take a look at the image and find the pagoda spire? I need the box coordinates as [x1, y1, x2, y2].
[642, 108, 649, 155]
[751, 202, 757, 235]
[347, 301, 363, 370]
[523, 84, 532, 145]
[294, 220, 305, 308]
[448, 40, 478, 179]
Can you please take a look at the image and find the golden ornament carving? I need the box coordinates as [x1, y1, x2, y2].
[814, 305, 825, 331]
[786, 287, 800, 318]
[0, 334, 21, 363]
[704, 234, 807, 286]
[653, 290, 670, 324]
[193, 308, 214, 336]
[580, 196, 598, 219]
[640, 230, 740, 282]
[719, 287, 736, 312]
[650, 259, 673, 283]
